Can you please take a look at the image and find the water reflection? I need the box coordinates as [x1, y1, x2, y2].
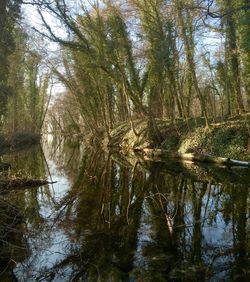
[0, 138, 249, 281]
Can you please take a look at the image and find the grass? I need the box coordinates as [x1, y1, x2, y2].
[177, 124, 249, 159]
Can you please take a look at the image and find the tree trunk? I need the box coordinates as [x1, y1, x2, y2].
[225, 0, 245, 113]
[138, 148, 250, 167]
[175, 0, 209, 125]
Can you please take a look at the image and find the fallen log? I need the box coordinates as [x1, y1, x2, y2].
[111, 150, 250, 185]
[0, 178, 57, 191]
[135, 148, 250, 168]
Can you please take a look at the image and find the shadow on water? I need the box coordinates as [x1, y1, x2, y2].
[0, 145, 51, 281]
[0, 137, 249, 281]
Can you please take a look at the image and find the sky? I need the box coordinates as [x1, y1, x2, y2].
[21, 0, 224, 97]
[22, 3, 67, 96]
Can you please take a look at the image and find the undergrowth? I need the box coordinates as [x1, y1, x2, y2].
[108, 114, 250, 160]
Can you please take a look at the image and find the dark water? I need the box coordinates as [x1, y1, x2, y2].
[0, 137, 249, 281]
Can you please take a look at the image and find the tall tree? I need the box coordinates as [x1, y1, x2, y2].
[237, 0, 250, 110]
[223, 0, 245, 113]
[0, 0, 22, 124]
[174, 0, 209, 124]
[5, 27, 50, 133]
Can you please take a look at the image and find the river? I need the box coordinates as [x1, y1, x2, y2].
[0, 136, 249, 281]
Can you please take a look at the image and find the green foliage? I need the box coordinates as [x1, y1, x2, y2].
[205, 125, 249, 158]
[178, 120, 250, 160]
[27, 0, 248, 140]
[132, 0, 175, 117]
[237, 0, 250, 95]
[0, 0, 22, 120]
[1, 0, 249, 144]
[3, 27, 50, 134]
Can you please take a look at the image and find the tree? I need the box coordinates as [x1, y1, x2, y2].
[26, 0, 249, 139]
[0, 0, 22, 124]
[222, 0, 245, 113]
[5, 27, 51, 133]
[174, 0, 209, 124]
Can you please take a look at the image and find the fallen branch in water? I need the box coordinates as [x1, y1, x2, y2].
[0, 178, 57, 191]
[134, 148, 250, 168]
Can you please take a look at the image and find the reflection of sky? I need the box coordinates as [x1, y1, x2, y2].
[134, 200, 152, 270]
[133, 181, 239, 280]
[202, 185, 233, 247]
[13, 142, 74, 281]
[7, 141, 248, 281]
[15, 230, 71, 281]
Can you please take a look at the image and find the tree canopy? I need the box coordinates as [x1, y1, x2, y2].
[0, 0, 249, 138]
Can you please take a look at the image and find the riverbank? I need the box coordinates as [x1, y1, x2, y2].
[0, 132, 40, 154]
[102, 114, 250, 161]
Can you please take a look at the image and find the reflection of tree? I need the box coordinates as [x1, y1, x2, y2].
[11, 142, 249, 281]
[229, 185, 249, 280]
[190, 182, 206, 263]
[0, 145, 55, 280]
[47, 150, 148, 281]
[4, 146, 51, 226]
[0, 199, 26, 281]
[131, 165, 181, 281]
[45, 137, 82, 171]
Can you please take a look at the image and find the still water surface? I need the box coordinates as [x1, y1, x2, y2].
[0, 137, 249, 281]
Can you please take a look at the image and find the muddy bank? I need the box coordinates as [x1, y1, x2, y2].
[0, 132, 40, 154]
